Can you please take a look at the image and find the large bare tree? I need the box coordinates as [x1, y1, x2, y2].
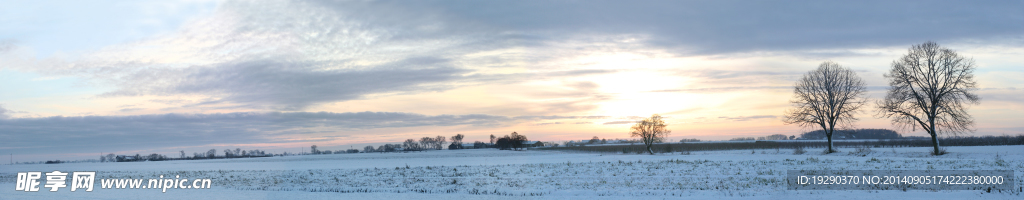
[876, 42, 979, 155]
[434, 135, 447, 150]
[419, 137, 433, 150]
[450, 134, 465, 149]
[403, 139, 420, 150]
[630, 114, 670, 155]
[783, 61, 866, 153]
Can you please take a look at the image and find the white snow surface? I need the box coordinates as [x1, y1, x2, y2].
[2, 145, 1022, 199]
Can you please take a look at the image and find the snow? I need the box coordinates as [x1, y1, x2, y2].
[2, 145, 1021, 199]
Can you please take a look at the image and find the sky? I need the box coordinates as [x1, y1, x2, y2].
[1, 0, 1022, 161]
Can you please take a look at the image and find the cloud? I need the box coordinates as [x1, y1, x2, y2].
[680, 70, 799, 80]
[3, 0, 1023, 160]
[3, 1, 637, 111]
[118, 108, 144, 112]
[651, 86, 792, 93]
[149, 99, 191, 105]
[603, 121, 636, 125]
[0, 112, 503, 154]
[462, 69, 618, 85]
[0, 112, 611, 155]
[664, 108, 705, 115]
[976, 88, 1024, 99]
[370, 0, 1023, 54]
[0, 40, 14, 53]
[8, 1, 1017, 112]
[0, 105, 10, 119]
[513, 115, 610, 120]
[101, 58, 468, 110]
[717, 115, 777, 121]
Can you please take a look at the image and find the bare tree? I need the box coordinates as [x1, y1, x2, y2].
[310, 145, 319, 154]
[180, 150, 186, 159]
[363, 145, 375, 153]
[147, 153, 164, 161]
[434, 135, 447, 150]
[509, 132, 527, 150]
[419, 137, 434, 150]
[489, 134, 496, 145]
[207, 149, 217, 158]
[783, 61, 867, 153]
[876, 42, 979, 155]
[403, 139, 419, 150]
[629, 114, 670, 154]
[379, 144, 400, 152]
[496, 136, 512, 150]
[450, 134, 465, 149]
[473, 141, 487, 149]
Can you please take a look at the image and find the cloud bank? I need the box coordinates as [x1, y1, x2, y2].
[4, 0, 1020, 111]
[0, 111, 603, 155]
[2, 0, 1022, 160]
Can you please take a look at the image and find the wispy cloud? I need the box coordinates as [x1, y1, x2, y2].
[717, 115, 777, 121]
[0, 112, 612, 154]
[650, 86, 792, 93]
[369, 0, 1023, 54]
[0, 105, 10, 119]
[118, 108, 144, 112]
[513, 115, 610, 120]
[602, 121, 636, 125]
[100, 58, 469, 110]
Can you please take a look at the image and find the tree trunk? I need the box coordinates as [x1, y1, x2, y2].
[930, 119, 941, 155]
[646, 142, 654, 155]
[826, 134, 834, 153]
[825, 127, 834, 153]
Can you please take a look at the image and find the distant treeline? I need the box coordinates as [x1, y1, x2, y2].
[800, 129, 902, 140]
[308, 132, 533, 154]
[96, 148, 273, 163]
[546, 135, 1024, 153]
[727, 129, 910, 141]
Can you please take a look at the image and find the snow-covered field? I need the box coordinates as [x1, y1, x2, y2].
[2, 145, 1021, 199]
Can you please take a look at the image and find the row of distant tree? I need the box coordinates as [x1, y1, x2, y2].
[559, 137, 644, 147]
[304, 132, 532, 154]
[493, 132, 529, 150]
[725, 129, 904, 141]
[99, 148, 271, 163]
[799, 129, 902, 140]
[310, 145, 360, 154]
[96, 132, 534, 164]
[730, 134, 792, 141]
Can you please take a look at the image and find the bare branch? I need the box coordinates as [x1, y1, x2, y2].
[875, 41, 980, 155]
[630, 114, 670, 154]
[783, 61, 866, 153]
